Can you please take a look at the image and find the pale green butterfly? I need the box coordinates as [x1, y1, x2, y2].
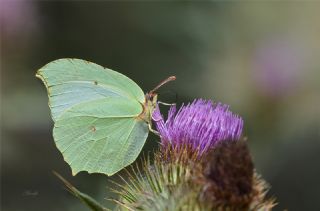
[36, 59, 175, 176]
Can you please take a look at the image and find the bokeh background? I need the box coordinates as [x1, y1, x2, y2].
[1, 1, 320, 210]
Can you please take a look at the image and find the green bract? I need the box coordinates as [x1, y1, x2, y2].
[36, 59, 150, 176]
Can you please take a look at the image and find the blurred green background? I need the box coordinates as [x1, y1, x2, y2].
[1, 1, 320, 211]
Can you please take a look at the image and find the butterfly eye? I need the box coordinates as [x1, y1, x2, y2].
[145, 93, 154, 101]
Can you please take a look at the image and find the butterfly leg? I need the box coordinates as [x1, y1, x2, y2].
[148, 122, 160, 136]
[158, 101, 176, 106]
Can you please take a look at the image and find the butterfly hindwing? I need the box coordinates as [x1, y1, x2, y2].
[54, 113, 148, 176]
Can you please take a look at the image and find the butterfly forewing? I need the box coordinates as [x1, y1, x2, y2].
[37, 59, 145, 121]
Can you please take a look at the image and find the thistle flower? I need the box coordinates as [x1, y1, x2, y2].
[153, 99, 243, 155]
[113, 100, 276, 211]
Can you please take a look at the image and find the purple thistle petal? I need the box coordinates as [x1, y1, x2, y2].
[152, 99, 243, 155]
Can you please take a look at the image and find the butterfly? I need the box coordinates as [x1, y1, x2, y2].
[36, 58, 175, 176]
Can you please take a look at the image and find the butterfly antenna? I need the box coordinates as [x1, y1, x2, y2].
[150, 76, 176, 95]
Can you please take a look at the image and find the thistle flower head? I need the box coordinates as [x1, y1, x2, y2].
[198, 139, 276, 210]
[113, 99, 275, 211]
[153, 99, 243, 155]
[114, 139, 275, 211]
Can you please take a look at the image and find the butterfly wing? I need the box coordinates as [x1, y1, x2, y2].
[36, 59, 148, 175]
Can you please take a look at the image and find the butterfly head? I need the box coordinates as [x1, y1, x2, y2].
[141, 76, 176, 124]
